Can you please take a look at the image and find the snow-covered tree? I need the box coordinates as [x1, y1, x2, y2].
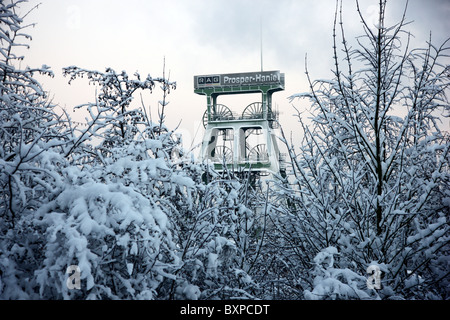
[280, 0, 449, 299]
[0, 0, 182, 299]
[33, 60, 267, 299]
[304, 247, 380, 300]
[0, 0, 65, 227]
[0, 0, 74, 299]
[159, 174, 264, 300]
[61, 65, 177, 162]
[3, 0, 447, 301]
[0, 0, 264, 298]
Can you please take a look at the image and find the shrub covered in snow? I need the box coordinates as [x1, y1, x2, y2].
[304, 247, 379, 300]
[1, 0, 448, 300]
[279, 0, 449, 300]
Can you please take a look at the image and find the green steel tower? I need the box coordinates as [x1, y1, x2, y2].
[194, 70, 286, 178]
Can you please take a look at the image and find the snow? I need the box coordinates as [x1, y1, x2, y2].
[1, 0, 449, 300]
[170, 174, 195, 188]
[207, 253, 218, 276]
[305, 247, 375, 300]
[176, 282, 201, 300]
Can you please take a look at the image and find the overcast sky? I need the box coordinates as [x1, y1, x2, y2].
[17, 0, 450, 152]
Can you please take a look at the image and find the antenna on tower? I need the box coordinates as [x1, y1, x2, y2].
[260, 16, 263, 72]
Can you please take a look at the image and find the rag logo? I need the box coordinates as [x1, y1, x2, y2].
[366, 265, 382, 290]
[66, 265, 81, 290]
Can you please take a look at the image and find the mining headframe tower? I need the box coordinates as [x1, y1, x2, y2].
[194, 70, 286, 180]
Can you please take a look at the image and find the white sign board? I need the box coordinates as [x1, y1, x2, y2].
[194, 71, 283, 89]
